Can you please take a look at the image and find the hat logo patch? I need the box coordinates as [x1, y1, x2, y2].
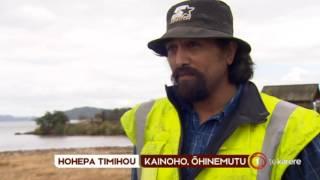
[170, 5, 195, 24]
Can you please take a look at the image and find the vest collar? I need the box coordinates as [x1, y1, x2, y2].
[165, 81, 269, 125]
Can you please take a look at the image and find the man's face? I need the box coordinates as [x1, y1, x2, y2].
[166, 38, 236, 103]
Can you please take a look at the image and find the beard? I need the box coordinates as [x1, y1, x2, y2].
[171, 66, 209, 103]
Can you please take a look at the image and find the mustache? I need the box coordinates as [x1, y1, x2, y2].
[172, 66, 201, 81]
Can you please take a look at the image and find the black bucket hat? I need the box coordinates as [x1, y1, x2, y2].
[147, 0, 251, 56]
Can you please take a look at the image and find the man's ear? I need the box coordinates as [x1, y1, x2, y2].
[226, 41, 238, 65]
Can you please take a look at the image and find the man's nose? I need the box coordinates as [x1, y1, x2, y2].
[175, 47, 190, 67]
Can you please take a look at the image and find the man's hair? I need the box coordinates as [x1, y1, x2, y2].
[215, 39, 254, 85]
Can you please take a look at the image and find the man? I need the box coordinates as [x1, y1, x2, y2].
[121, 0, 320, 179]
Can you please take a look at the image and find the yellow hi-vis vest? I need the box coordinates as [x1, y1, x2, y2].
[121, 93, 320, 180]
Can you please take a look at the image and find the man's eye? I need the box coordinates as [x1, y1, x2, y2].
[187, 41, 200, 48]
[166, 45, 176, 53]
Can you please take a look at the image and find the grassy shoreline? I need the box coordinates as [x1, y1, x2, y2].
[0, 146, 133, 180]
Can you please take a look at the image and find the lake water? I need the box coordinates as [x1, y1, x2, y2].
[0, 121, 132, 152]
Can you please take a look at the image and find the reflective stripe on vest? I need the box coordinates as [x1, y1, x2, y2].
[258, 100, 297, 180]
[135, 100, 155, 180]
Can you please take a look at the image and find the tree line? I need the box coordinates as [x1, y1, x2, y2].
[34, 108, 130, 135]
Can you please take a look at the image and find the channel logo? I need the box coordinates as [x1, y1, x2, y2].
[248, 152, 267, 170]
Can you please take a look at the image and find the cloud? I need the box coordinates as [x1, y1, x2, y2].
[0, 4, 56, 29]
[228, 0, 320, 64]
[281, 67, 319, 83]
[19, 5, 56, 21]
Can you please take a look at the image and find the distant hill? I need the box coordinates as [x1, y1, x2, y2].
[0, 106, 131, 122]
[0, 115, 35, 121]
[63, 106, 112, 120]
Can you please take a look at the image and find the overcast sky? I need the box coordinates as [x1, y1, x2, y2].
[0, 0, 319, 116]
